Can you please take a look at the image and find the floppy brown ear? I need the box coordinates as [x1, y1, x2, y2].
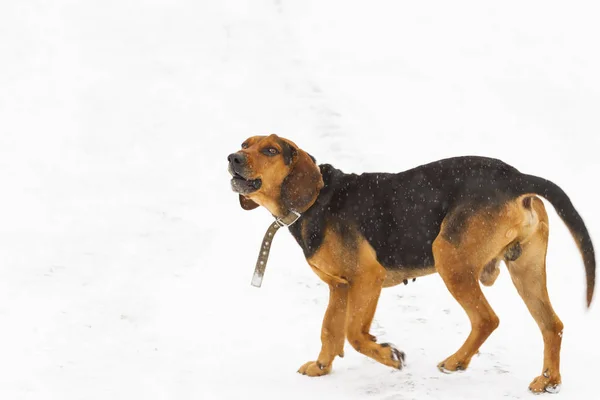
[239, 195, 259, 210]
[280, 148, 323, 212]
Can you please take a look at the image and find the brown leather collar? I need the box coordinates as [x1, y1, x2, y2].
[250, 210, 301, 287]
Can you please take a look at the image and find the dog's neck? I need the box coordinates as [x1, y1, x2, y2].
[256, 179, 323, 220]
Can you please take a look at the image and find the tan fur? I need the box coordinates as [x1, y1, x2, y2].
[432, 196, 561, 392]
[241, 137, 291, 217]
[506, 197, 563, 392]
[300, 231, 403, 375]
[240, 135, 322, 217]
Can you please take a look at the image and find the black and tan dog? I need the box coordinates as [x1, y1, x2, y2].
[227, 134, 595, 393]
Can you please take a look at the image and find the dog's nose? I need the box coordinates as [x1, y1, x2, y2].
[228, 153, 245, 165]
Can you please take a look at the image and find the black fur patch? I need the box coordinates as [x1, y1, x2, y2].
[276, 138, 297, 166]
[442, 205, 473, 246]
[288, 156, 549, 270]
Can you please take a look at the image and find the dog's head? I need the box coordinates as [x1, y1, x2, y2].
[227, 134, 323, 216]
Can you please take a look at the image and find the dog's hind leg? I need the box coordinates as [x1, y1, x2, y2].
[506, 198, 563, 394]
[433, 205, 515, 372]
[434, 235, 500, 372]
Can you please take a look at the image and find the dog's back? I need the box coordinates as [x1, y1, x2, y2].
[291, 156, 525, 269]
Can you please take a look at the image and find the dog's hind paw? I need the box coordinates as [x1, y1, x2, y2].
[381, 343, 406, 369]
[437, 356, 468, 373]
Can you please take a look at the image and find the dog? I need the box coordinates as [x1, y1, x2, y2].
[227, 134, 595, 393]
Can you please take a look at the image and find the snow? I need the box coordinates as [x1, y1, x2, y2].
[1, 0, 599, 399]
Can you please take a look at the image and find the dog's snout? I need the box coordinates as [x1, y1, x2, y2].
[228, 153, 245, 165]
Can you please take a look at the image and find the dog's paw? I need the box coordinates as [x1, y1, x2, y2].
[529, 370, 561, 394]
[297, 361, 331, 377]
[437, 355, 468, 373]
[381, 343, 406, 369]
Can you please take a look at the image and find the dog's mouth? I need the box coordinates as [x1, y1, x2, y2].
[230, 169, 262, 194]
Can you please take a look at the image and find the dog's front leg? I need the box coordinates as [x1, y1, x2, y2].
[298, 282, 348, 376]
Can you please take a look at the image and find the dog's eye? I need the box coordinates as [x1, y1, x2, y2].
[241, 142, 249, 149]
[262, 147, 279, 156]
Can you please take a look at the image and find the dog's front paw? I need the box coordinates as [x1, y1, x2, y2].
[529, 370, 561, 394]
[297, 360, 331, 377]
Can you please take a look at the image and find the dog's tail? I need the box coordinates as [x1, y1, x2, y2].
[516, 173, 595, 307]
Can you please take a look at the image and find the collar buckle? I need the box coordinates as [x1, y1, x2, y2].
[275, 210, 301, 227]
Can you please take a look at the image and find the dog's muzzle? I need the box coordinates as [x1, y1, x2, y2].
[228, 152, 262, 194]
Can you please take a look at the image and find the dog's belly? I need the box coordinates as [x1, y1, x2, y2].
[382, 266, 438, 288]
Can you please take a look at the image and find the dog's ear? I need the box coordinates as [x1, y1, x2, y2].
[239, 195, 259, 210]
[280, 146, 323, 212]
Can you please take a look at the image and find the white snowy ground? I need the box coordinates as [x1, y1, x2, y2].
[1, 1, 599, 399]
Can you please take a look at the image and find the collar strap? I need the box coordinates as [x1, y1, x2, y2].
[250, 210, 301, 287]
